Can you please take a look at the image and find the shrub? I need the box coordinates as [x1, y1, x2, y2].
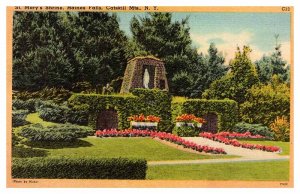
[20, 124, 94, 142]
[240, 79, 290, 126]
[71, 81, 93, 93]
[12, 99, 37, 113]
[173, 125, 200, 137]
[66, 109, 89, 125]
[270, 116, 290, 142]
[12, 146, 48, 158]
[37, 101, 67, 123]
[12, 157, 147, 179]
[233, 122, 274, 139]
[12, 110, 30, 127]
[36, 101, 88, 125]
[12, 129, 22, 147]
[13, 87, 71, 103]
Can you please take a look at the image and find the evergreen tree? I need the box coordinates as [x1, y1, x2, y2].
[190, 43, 227, 97]
[171, 71, 194, 97]
[255, 35, 289, 84]
[72, 12, 128, 89]
[13, 12, 128, 92]
[203, 46, 259, 104]
[13, 12, 74, 91]
[129, 13, 200, 95]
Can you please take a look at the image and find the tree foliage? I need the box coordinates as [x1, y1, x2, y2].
[129, 13, 202, 95]
[203, 46, 258, 104]
[13, 12, 128, 91]
[240, 75, 290, 126]
[255, 44, 289, 84]
[190, 43, 227, 97]
[13, 12, 74, 91]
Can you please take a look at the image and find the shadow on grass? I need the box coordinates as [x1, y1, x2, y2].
[24, 139, 93, 149]
[12, 146, 49, 158]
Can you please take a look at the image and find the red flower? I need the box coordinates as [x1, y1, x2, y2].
[94, 129, 226, 154]
[199, 132, 280, 153]
[128, 114, 161, 122]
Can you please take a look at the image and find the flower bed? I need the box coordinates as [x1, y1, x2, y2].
[175, 114, 206, 127]
[174, 114, 206, 136]
[95, 129, 226, 154]
[127, 114, 161, 130]
[199, 132, 281, 153]
[215, 131, 265, 139]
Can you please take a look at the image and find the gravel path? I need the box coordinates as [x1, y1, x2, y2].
[148, 137, 289, 166]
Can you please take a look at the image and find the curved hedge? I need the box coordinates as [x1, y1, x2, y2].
[36, 100, 88, 125]
[12, 157, 147, 179]
[12, 110, 30, 127]
[20, 124, 94, 142]
[12, 99, 37, 113]
[172, 99, 238, 132]
[68, 89, 172, 131]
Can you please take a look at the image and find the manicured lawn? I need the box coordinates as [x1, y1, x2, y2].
[147, 160, 290, 180]
[39, 137, 236, 161]
[26, 113, 57, 127]
[238, 139, 290, 155]
[13, 113, 58, 134]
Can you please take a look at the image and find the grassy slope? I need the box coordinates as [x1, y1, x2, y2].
[26, 113, 57, 127]
[238, 140, 290, 155]
[147, 160, 290, 180]
[44, 137, 235, 161]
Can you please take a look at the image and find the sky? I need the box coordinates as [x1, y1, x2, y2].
[117, 12, 291, 64]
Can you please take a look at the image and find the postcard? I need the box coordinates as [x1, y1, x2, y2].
[6, 6, 294, 188]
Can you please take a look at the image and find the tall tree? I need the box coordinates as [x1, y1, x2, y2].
[129, 13, 201, 95]
[255, 35, 289, 84]
[72, 12, 128, 89]
[13, 12, 129, 92]
[190, 43, 227, 97]
[13, 12, 74, 91]
[202, 46, 259, 104]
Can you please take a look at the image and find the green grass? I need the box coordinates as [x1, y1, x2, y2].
[147, 160, 290, 180]
[238, 139, 290, 155]
[42, 137, 236, 161]
[13, 113, 57, 134]
[26, 113, 57, 127]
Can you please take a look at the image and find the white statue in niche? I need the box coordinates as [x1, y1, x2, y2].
[143, 68, 150, 89]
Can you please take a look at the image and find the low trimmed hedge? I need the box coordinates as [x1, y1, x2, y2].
[233, 122, 274, 139]
[12, 99, 37, 113]
[37, 101, 67, 123]
[12, 110, 30, 127]
[36, 101, 88, 125]
[12, 146, 48, 158]
[20, 124, 94, 142]
[12, 157, 147, 179]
